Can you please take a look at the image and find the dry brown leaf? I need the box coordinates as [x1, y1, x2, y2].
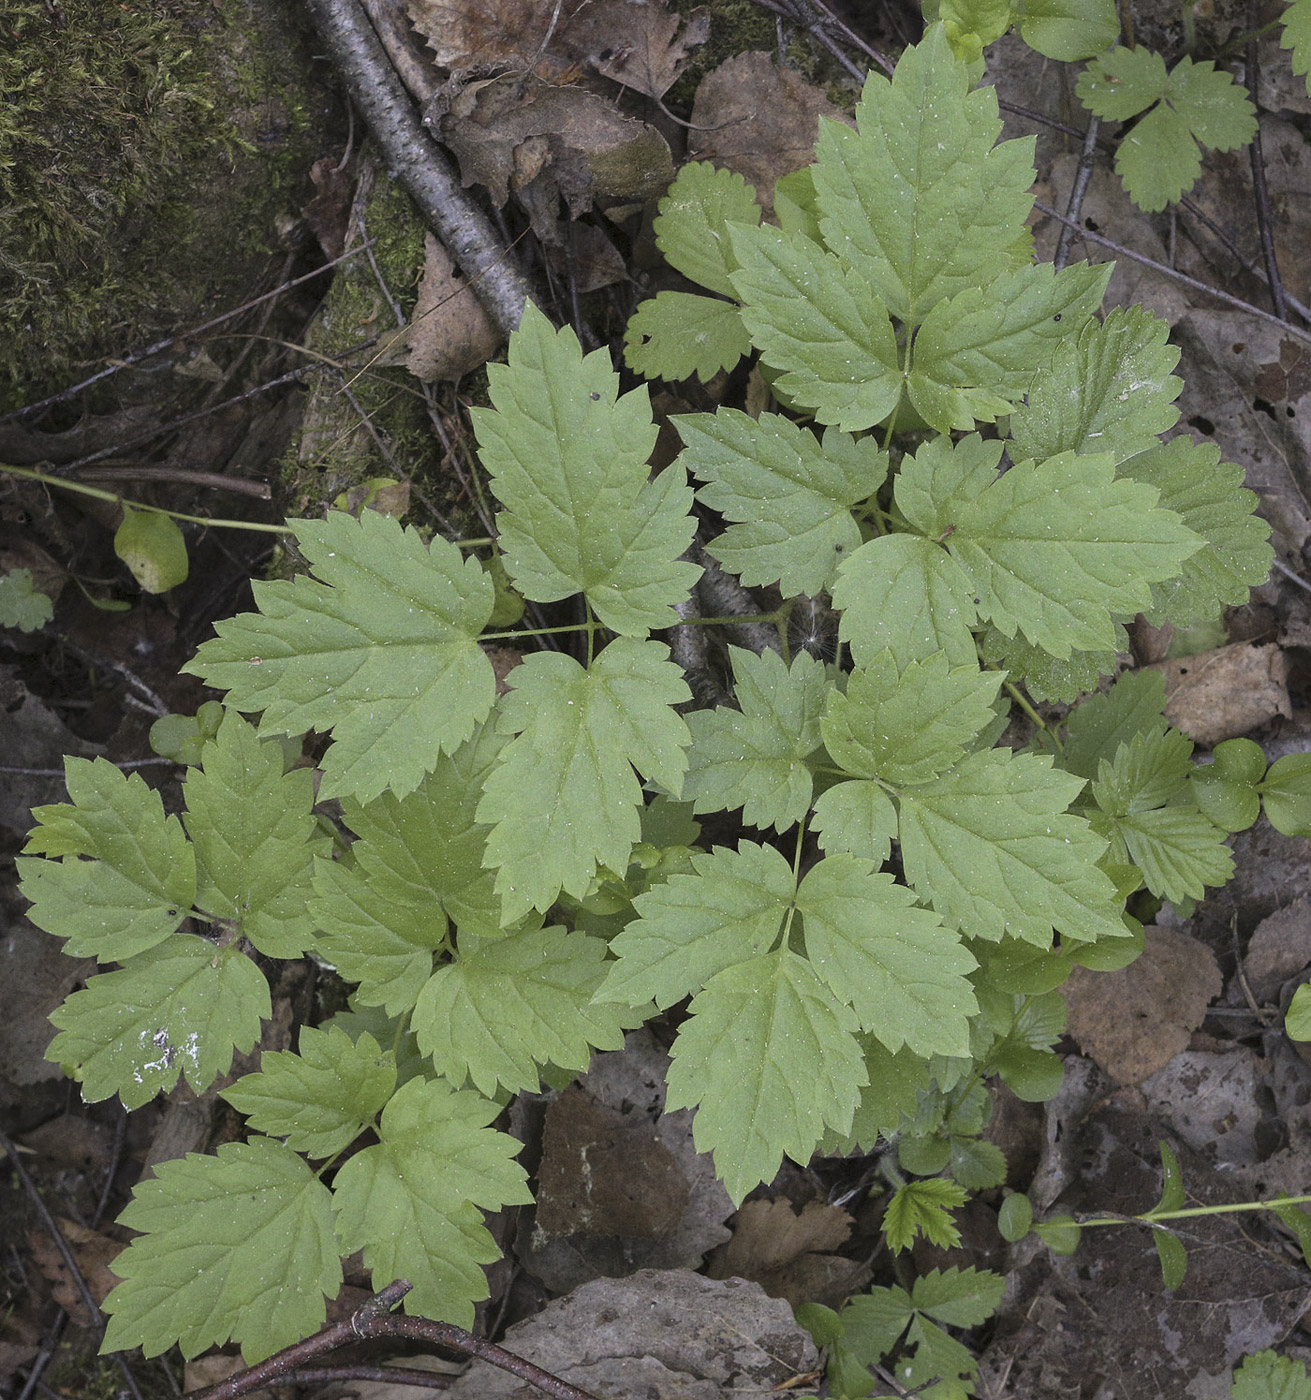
[27, 1218, 122, 1325]
[1244, 894, 1311, 1003]
[1154, 641, 1291, 746]
[406, 232, 503, 382]
[706, 1200, 862, 1312]
[303, 154, 354, 261]
[407, 0, 588, 76]
[565, 2, 709, 99]
[1062, 925, 1222, 1085]
[689, 53, 850, 216]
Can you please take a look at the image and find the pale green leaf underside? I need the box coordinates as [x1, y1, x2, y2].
[183, 715, 322, 958]
[413, 927, 628, 1096]
[666, 948, 866, 1203]
[47, 938, 270, 1108]
[678, 411, 887, 595]
[624, 292, 751, 383]
[898, 749, 1125, 945]
[102, 1138, 339, 1364]
[184, 509, 495, 804]
[653, 160, 762, 299]
[220, 1026, 395, 1159]
[332, 1077, 531, 1326]
[474, 303, 699, 635]
[478, 641, 691, 920]
[20, 757, 195, 962]
[682, 647, 828, 831]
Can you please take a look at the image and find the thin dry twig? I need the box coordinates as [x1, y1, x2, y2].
[1055, 116, 1100, 273]
[1245, 0, 1287, 320]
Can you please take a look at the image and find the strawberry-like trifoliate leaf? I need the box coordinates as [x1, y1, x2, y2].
[1091, 724, 1193, 814]
[678, 411, 887, 595]
[473, 303, 699, 635]
[220, 1026, 395, 1159]
[182, 714, 323, 958]
[478, 641, 690, 921]
[908, 260, 1109, 431]
[332, 1076, 531, 1325]
[1077, 50, 1257, 211]
[1008, 306, 1182, 465]
[413, 927, 629, 1096]
[47, 938, 270, 1108]
[832, 533, 979, 670]
[19, 758, 195, 962]
[728, 225, 902, 432]
[811, 23, 1035, 325]
[666, 948, 866, 1203]
[1062, 668, 1169, 781]
[310, 723, 505, 1012]
[652, 160, 762, 299]
[624, 292, 751, 382]
[883, 1178, 968, 1252]
[822, 649, 1002, 787]
[899, 749, 1125, 945]
[101, 1138, 339, 1363]
[1115, 436, 1274, 626]
[186, 509, 495, 804]
[682, 647, 827, 832]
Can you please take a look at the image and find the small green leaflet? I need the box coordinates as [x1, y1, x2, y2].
[1283, 0, 1311, 98]
[1076, 50, 1257, 211]
[101, 1138, 339, 1363]
[114, 505, 188, 594]
[821, 649, 1002, 787]
[682, 647, 827, 831]
[883, 1178, 968, 1252]
[477, 641, 691, 920]
[332, 1076, 532, 1326]
[810, 24, 1035, 325]
[186, 509, 495, 804]
[182, 714, 323, 958]
[1008, 305, 1182, 465]
[665, 948, 866, 1202]
[47, 938, 270, 1107]
[0, 567, 53, 631]
[1231, 1350, 1311, 1400]
[978, 622, 1120, 704]
[473, 303, 700, 635]
[20, 757, 195, 962]
[413, 927, 629, 1096]
[728, 225, 903, 432]
[1017, 0, 1118, 60]
[1261, 754, 1311, 837]
[220, 1026, 395, 1159]
[624, 292, 751, 383]
[1116, 436, 1274, 626]
[677, 410, 888, 595]
[830, 1038, 932, 1152]
[898, 748, 1126, 945]
[1191, 736, 1265, 832]
[651, 160, 761, 299]
[811, 779, 899, 865]
[1062, 668, 1169, 781]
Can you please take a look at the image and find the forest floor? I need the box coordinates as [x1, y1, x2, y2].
[5, 0, 1311, 1397]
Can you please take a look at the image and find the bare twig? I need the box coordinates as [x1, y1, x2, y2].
[75, 466, 273, 499]
[190, 1280, 599, 1400]
[1055, 116, 1099, 273]
[0, 759, 177, 777]
[1245, 0, 1288, 320]
[304, 0, 535, 338]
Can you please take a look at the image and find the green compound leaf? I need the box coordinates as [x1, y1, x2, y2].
[1078, 51, 1257, 211]
[1062, 668, 1169, 781]
[1262, 754, 1311, 837]
[797, 855, 977, 1055]
[883, 1177, 968, 1252]
[682, 647, 828, 832]
[101, 1138, 339, 1363]
[185, 509, 495, 805]
[1231, 1350, 1311, 1400]
[898, 748, 1125, 946]
[727, 224, 903, 431]
[652, 160, 762, 299]
[413, 926, 628, 1096]
[1282, 0, 1311, 98]
[220, 1026, 395, 1159]
[665, 948, 866, 1203]
[478, 641, 691, 920]
[1116, 436, 1274, 626]
[595, 841, 798, 1010]
[1091, 724, 1193, 814]
[1008, 305, 1182, 465]
[310, 723, 506, 1013]
[821, 649, 1003, 787]
[912, 1264, 1007, 1326]
[677, 410, 888, 595]
[473, 303, 699, 636]
[0, 567, 54, 631]
[908, 259, 1110, 430]
[832, 532, 978, 670]
[624, 292, 751, 382]
[1018, 0, 1119, 60]
[48, 938, 270, 1108]
[332, 1076, 532, 1326]
[182, 714, 323, 959]
[19, 758, 195, 962]
[811, 23, 1035, 325]
[811, 779, 899, 865]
